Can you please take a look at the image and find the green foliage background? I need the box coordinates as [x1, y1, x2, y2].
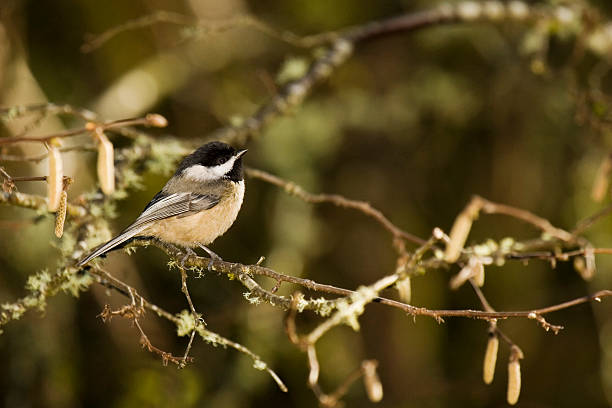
[1, 0, 612, 407]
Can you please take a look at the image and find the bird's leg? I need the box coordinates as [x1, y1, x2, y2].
[180, 247, 197, 269]
[196, 244, 222, 271]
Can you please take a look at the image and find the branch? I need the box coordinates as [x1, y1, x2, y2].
[0, 102, 99, 122]
[0, 114, 165, 146]
[285, 294, 383, 407]
[444, 195, 577, 262]
[0, 189, 87, 217]
[81, 11, 335, 53]
[127, 239, 612, 324]
[0, 145, 97, 162]
[246, 167, 426, 245]
[204, 2, 557, 147]
[88, 266, 287, 390]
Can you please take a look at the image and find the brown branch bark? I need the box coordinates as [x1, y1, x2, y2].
[128, 239, 612, 325]
[246, 167, 426, 245]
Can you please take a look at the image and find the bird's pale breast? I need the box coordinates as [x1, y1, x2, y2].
[144, 180, 244, 247]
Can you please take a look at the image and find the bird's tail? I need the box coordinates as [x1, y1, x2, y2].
[77, 226, 146, 267]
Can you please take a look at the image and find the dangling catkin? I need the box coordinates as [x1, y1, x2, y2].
[396, 277, 411, 304]
[507, 359, 521, 405]
[47, 142, 63, 212]
[54, 191, 67, 238]
[362, 361, 383, 402]
[96, 129, 115, 194]
[483, 334, 499, 384]
[473, 257, 485, 287]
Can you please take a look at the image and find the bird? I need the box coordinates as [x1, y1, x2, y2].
[77, 141, 247, 269]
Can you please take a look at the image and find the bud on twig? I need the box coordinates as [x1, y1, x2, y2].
[95, 129, 115, 195]
[54, 190, 67, 238]
[145, 113, 168, 128]
[483, 332, 499, 384]
[47, 141, 63, 212]
[507, 346, 524, 405]
[362, 360, 383, 403]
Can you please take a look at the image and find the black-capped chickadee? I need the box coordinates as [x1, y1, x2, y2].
[77, 141, 247, 268]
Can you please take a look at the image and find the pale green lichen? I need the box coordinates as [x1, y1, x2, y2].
[244, 292, 263, 305]
[1, 302, 27, 321]
[176, 309, 196, 337]
[61, 270, 93, 297]
[147, 139, 189, 175]
[297, 297, 335, 316]
[276, 57, 310, 84]
[124, 246, 140, 256]
[500, 237, 515, 252]
[1, 265, 93, 331]
[473, 239, 499, 257]
[333, 298, 362, 331]
[196, 328, 226, 348]
[25, 270, 52, 293]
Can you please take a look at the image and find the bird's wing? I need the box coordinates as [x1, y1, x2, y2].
[77, 192, 219, 266]
[130, 192, 220, 228]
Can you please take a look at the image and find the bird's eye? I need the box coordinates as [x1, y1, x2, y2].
[216, 157, 227, 165]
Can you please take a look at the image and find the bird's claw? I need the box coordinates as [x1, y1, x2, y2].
[197, 244, 222, 272]
[180, 247, 197, 269]
[206, 252, 222, 272]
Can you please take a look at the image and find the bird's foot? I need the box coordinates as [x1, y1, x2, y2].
[196, 244, 222, 271]
[180, 247, 197, 269]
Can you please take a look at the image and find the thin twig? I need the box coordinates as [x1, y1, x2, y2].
[0, 103, 98, 122]
[0, 115, 162, 146]
[573, 202, 612, 235]
[89, 267, 286, 389]
[81, 11, 335, 53]
[0, 145, 97, 162]
[132, 239, 612, 324]
[178, 268, 201, 367]
[246, 167, 426, 245]
[477, 196, 574, 242]
[0, 189, 87, 217]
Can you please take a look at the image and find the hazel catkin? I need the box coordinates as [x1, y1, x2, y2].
[47, 142, 63, 212]
[96, 129, 115, 195]
[483, 334, 499, 384]
[54, 190, 67, 238]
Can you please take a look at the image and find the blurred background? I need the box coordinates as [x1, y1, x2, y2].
[1, 0, 612, 407]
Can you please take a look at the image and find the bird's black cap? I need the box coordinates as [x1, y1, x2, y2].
[175, 141, 245, 182]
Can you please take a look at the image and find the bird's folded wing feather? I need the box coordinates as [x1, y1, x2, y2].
[77, 192, 219, 266]
[130, 192, 220, 229]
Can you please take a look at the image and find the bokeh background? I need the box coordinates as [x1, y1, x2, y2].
[1, 0, 612, 407]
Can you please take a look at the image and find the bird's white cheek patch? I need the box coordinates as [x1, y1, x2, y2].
[183, 157, 237, 182]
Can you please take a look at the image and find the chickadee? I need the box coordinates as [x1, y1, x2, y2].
[77, 141, 247, 268]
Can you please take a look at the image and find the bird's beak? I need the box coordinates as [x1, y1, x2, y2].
[236, 149, 248, 158]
